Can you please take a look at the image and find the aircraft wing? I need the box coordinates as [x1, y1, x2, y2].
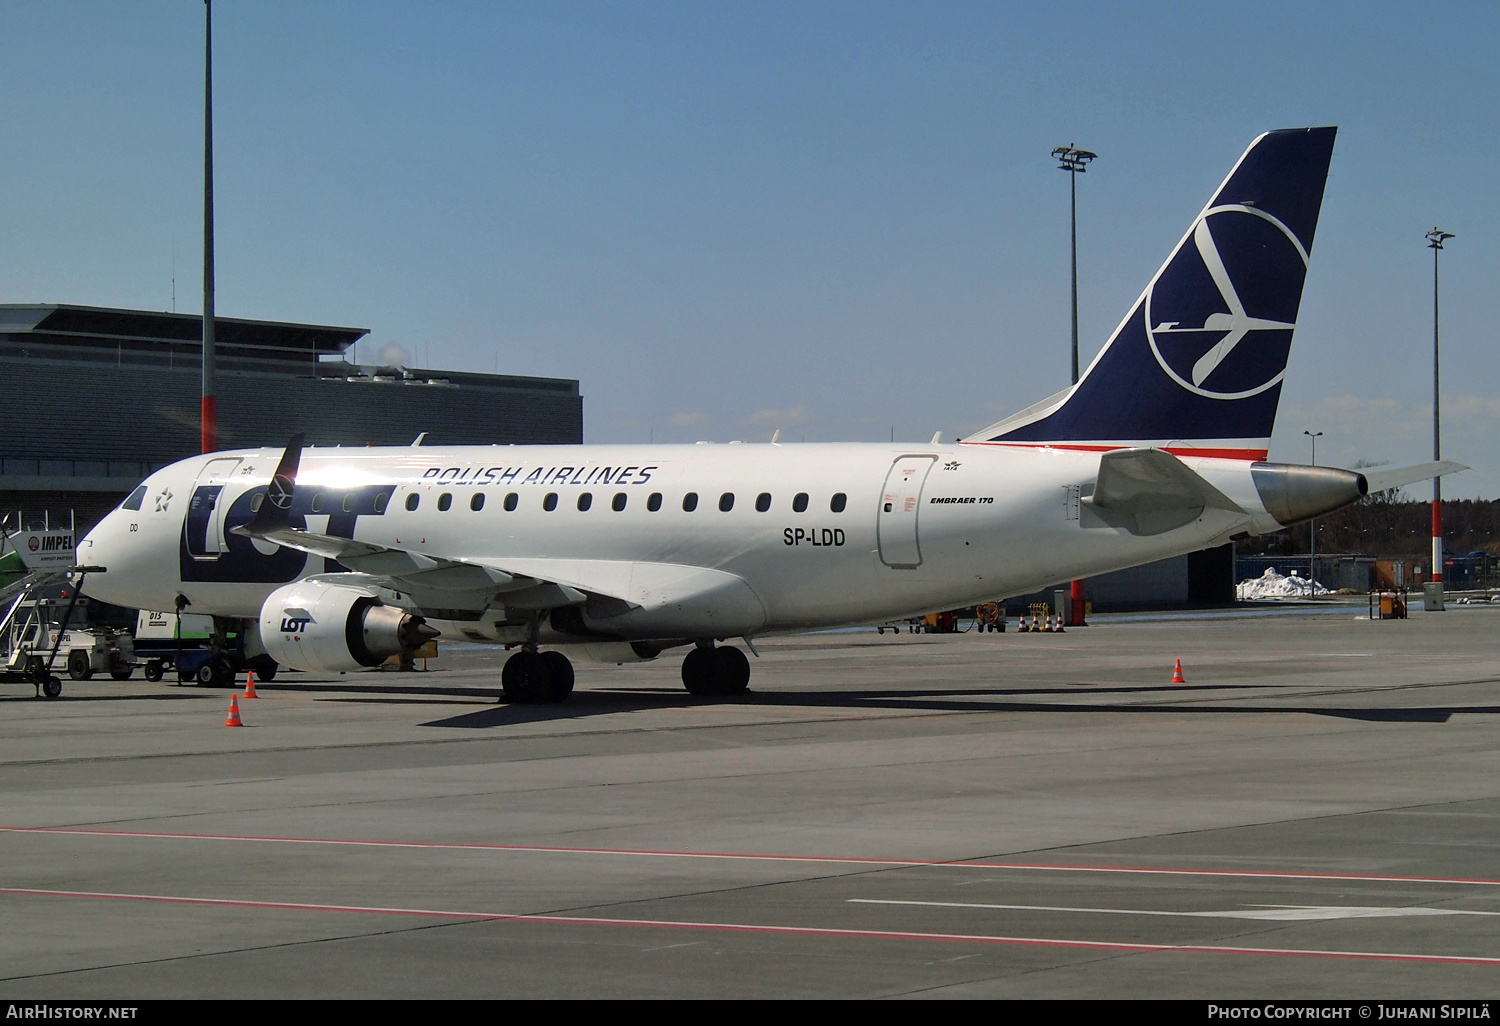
[234, 518, 761, 625]
[1356, 460, 1467, 495]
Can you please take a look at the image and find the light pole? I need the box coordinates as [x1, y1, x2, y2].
[1304, 430, 1322, 589]
[1426, 227, 1454, 609]
[201, 0, 217, 454]
[1053, 144, 1096, 627]
[1052, 145, 1097, 384]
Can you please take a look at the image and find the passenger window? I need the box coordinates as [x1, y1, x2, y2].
[437, 493, 452, 512]
[647, 492, 662, 511]
[682, 492, 698, 512]
[719, 492, 735, 512]
[543, 492, 558, 511]
[577, 492, 593, 511]
[755, 492, 771, 512]
[831, 492, 847, 513]
[503, 492, 518, 511]
[121, 485, 147, 511]
[405, 493, 420, 511]
[373, 492, 389, 514]
[612, 492, 627, 512]
[342, 493, 355, 513]
[311, 492, 325, 513]
[470, 493, 485, 511]
[793, 492, 808, 513]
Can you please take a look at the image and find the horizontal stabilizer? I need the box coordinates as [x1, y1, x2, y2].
[1084, 447, 1245, 536]
[1088, 447, 1244, 516]
[1357, 460, 1467, 495]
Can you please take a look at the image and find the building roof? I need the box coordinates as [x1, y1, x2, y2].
[0, 304, 367, 356]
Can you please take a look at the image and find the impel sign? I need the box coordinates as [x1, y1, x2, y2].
[15, 531, 75, 569]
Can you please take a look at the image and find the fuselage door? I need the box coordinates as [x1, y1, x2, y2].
[185, 457, 242, 560]
[877, 455, 936, 568]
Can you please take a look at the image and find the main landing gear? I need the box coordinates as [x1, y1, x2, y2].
[681, 642, 750, 697]
[500, 649, 574, 704]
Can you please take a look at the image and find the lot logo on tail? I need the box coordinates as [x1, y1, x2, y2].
[1147, 205, 1308, 400]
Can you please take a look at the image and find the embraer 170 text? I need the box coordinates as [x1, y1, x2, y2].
[81, 127, 1462, 701]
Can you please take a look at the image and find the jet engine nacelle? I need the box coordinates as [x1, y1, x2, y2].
[259, 579, 438, 673]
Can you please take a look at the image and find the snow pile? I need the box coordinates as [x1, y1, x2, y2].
[1236, 568, 1331, 601]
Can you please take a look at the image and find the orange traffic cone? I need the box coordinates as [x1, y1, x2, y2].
[225, 694, 244, 727]
[1171, 659, 1186, 684]
[243, 671, 259, 699]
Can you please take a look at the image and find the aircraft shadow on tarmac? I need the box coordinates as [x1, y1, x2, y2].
[410, 684, 1489, 728]
[6, 680, 1481, 726]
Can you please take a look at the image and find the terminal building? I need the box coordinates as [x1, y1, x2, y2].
[0, 304, 583, 533]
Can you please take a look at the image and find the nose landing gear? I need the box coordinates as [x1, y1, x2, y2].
[681, 642, 751, 697]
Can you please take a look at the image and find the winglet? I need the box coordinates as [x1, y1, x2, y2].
[242, 433, 305, 536]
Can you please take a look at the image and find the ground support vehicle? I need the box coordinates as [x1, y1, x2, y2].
[132, 609, 270, 686]
[0, 566, 105, 698]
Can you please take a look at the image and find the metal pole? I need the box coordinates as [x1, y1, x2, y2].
[1304, 430, 1321, 590]
[1053, 145, 1095, 626]
[201, 0, 217, 454]
[1432, 239, 1441, 586]
[1425, 228, 1453, 606]
[1070, 167, 1079, 385]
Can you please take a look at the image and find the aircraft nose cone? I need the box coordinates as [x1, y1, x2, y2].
[77, 513, 132, 606]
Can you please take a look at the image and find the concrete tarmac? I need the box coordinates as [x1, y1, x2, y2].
[2, 602, 1499, 998]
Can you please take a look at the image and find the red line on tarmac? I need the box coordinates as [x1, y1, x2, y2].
[3, 826, 1499, 889]
[1, 885, 1496, 967]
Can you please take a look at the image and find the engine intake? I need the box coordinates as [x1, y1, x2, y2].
[260, 579, 438, 673]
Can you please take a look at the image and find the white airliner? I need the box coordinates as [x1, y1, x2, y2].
[80, 127, 1461, 701]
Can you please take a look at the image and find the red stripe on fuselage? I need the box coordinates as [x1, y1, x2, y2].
[959, 441, 1268, 461]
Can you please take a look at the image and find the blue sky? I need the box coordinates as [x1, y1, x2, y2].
[3, 2, 1496, 494]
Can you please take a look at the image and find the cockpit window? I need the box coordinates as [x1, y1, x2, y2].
[120, 485, 147, 511]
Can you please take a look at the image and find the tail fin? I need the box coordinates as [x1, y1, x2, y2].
[965, 127, 1337, 460]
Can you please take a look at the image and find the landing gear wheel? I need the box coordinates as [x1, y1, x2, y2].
[539, 651, 574, 703]
[68, 650, 93, 681]
[194, 662, 218, 687]
[143, 661, 164, 682]
[714, 646, 751, 694]
[501, 650, 549, 703]
[681, 646, 717, 696]
[42, 676, 62, 699]
[251, 660, 277, 682]
[681, 646, 751, 696]
[110, 668, 133, 681]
